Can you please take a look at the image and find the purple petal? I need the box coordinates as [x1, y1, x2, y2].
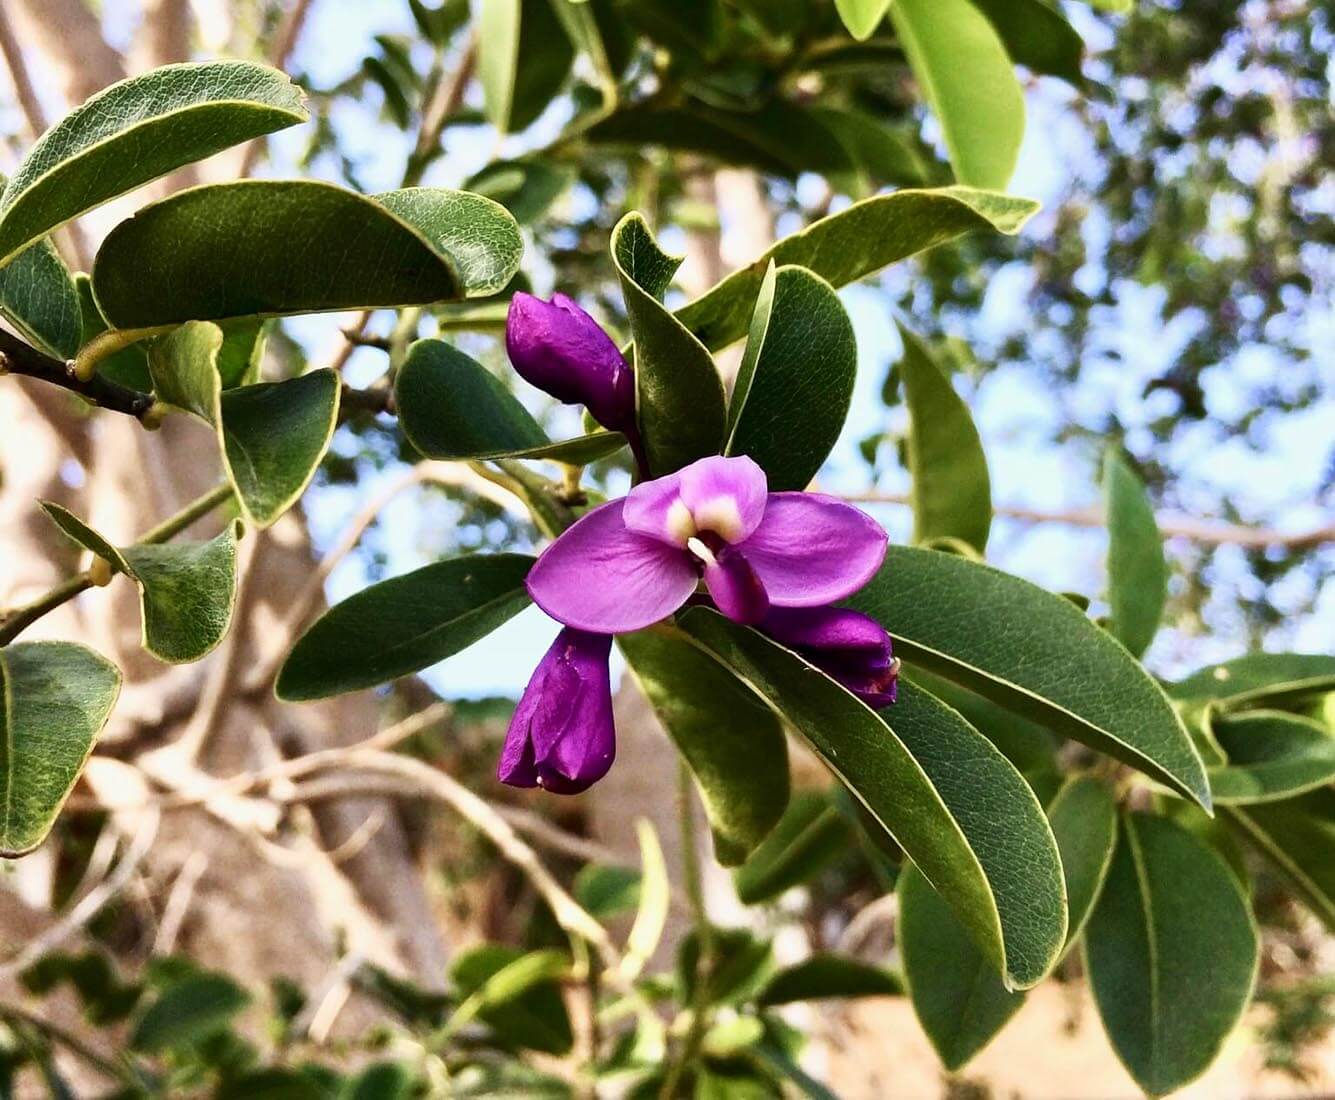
[623, 470, 689, 546]
[739, 493, 888, 606]
[761, 604, 898, 707]
[678, 455, 768, 544]
[704, 548, 770, 625]
[526, 500, 698, 632]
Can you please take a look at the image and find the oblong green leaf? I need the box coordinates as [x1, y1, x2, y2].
[1103, 450, 1166, 658]
[676, 610, 1066, 989]
[619, 629, 789, 867]
[1045, 775, 1117, 951]
[612, 213, 725, 475]
[725, 266, 856, 491]
[0, 235, 81, 359]
[756, 953, 902, 1007]
[40, 502, 240, 664]
[1208, 711, 1335, 804]
[465, 159, 574, 224]
[1169, 653, 1335, 710]
[1224, 789, 1335, 931]
[676, 187, 1039, 352]
[0, 642, 121, 856]
[1084, 813, 1258, 1097]
[395, 338, 626, 464]
[449, 945, 573, 1055]
[834, 0, 891, 40]
[92, 182, 519, 328]
[276, 554, 534, 701]
[477, 0, 522, 131]
[970, 0, 1085, 85]
[0, 61, 308, 267]
[730, 792, 851, 904]
[131, 974, 250, 1054]
[848, 546, 1211, 808]
[899, 322, 991, 553]
[889, 0, 1025, 190]
[899, 863, 1023, 1070]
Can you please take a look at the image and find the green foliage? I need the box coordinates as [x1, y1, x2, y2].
[130, 974, 250, 1054]
[731, 792, 851, 905]
[0, 233, 81, 359]
[757, 953, 902, 1007]
[1208, 711, 1335, 804]
[1045, 776, 1118, 952]
[1103, 449, 1167, 658]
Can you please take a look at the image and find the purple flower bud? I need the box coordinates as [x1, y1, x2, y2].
[761, 605, 899, 709]
[506, 292, 637, 435]
[498, 628, 616, 794]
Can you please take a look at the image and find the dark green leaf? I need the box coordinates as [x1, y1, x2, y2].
[1045, 775, 1117, 951]
[619, 628, 789, 866]
[510, 0, 576, 131]
[92, 182, 520, 327]
[130, 974, 250, 1053]
[1084, 813, 1258, 1096]
[1103, 450, 1166, 658]
[835, 0, 891, 40]
[395, 338, 626, 463]
[0, 61, 307, 266]
[465, 159, 574, 224]
[1224, 789, 1335, 931]
[1208, 711, 1335, 804]
[725, 266, 856, 491]
[0, 642, 120, 856]
[612, 213, 725, 475]
[0, 234, 81, 359]
[1169, 653, 1335, 710]
[889, 0, 1025, 190]
[848, 547, 1211, 808]
[970, 0, 1085, 85]
[573, 864, 642, 920]
[677, 928, 774, 1007]
[450, 945, 573, 1055]
[811, 108, 936, 191]
[277, 555, 533, 700]
[677, 611, 1066, 989]
[340, 1062, 416, 1100]
[676, 187, 1038, 352]
[730, 793, 851, 905]
[899, 863, 1023, 1070]
[757, 953, 902, 1006]
[898, 322, 991, 553]
[41, 502, 239, 664]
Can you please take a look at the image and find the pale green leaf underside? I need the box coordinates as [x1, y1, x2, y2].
[834, 0, 891, 40]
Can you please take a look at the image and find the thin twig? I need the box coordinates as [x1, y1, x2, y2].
[154, 851, 208, 955]
[0, 330, 156, 420]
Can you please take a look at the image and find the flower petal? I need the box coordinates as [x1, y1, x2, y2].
[761, 604, 898, 708]
[740, 493, 887, 606]
[678, 455, 768, 543]
[527, 500, 698, 632]
[704, 548, 770, 625]
[623, 470, 690, 546]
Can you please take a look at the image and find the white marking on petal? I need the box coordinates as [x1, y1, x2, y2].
[686, 536, 718, 568]
[665, 499, 697, 546]
[693, 496, 745, 542]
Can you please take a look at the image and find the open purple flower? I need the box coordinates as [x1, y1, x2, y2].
[506, 292, 637, 436]
[526, 455, 888, 632]
[761, 605, 900, 709]
[499, 629, 615, 793]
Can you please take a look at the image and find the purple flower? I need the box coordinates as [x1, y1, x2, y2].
[526, 455, 888, 633]
[761, 605, 900, 709]
[506, 292, 637, 435]
[498, 629, 616, 794]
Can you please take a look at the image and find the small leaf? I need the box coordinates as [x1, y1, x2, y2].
[1224, 789, 1335, 931]
[1103, 450, 1166, 658]
[899, 863, 1023, 1070]
[619, 628, 789, 866]
[0, 643, 121, 856]
[969, 0, 1085, 85]
[395, 338, 626, 463]
[725, 266, 856, 491]
[1169, 653, 1335, 710]
[889, 0, 1025, 190]
[835, 0, 891, 40]
[509, 0, 576, 132]
[465, 159, 574, 224]
[0, 61, 308, 267]
[277, 555, 534, 701]
[340, 1063, 416, 1100]
[449, 945, 573, 1055]
[731, 792, 851, 905]
[477, 0, 522, 130]
[622, 820, 670, 981]
[898, 322, 991, 553]
[677, 187, 1038, 352]
[677, 927, 774, 1007]
[41, 502, 239, 664]
[1208, 711, 1335, 804]
[1045, 775, 1117, 951]
[757, 953, 902, 1007]
[1084, 813, 1258, 1096]
[572, 865, 641, 920]
[92, 182, 520, 328]
[0, 223, 81, 359]
[130, 974, 250, 1053]
[148, 322, 339, 527]
[848, 547, 1211, 808]
[611, 213, 725, 475]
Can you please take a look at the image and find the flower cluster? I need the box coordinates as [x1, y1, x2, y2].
[499, 293, 898, 794]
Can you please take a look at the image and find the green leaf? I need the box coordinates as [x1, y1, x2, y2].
[91, 182, 520, 328]
[510, 0, 576, 131]
[340, 1063, 416, 1100]
[730, 792, 851, 905]
[623, 820, 670, 981]
[1103, 450, 1166, 658]
[395, 338, 626, 463]
[130, 974, 250, 1053]
[677, 927, 774, 1007]
[898, 322, 991, 553]
[725, 266, 856, 491]
[0, 61, 307, 267]
[1084, 813, 1258, 1096]
[835, 0, 891, 40]
[147, 322, 339, 527]
[611, 213, 725, 475]
[465, 159, 574, 224]
[676, 187, 1038, 352]
[1045, 775, 1117, 951]
[812, 108, 936, 191]
[848, 547, 1211, 808]
[619, 629, 789, 866]
[75, 273, 150, 391]
[40, 502, 239, 665]
[899, 862, 1023, 1070]
[0, 235, 81, 359]
[276, 554, 533, 701]
[756, 953, 902, 1006]
[0, 642, 120, 856]
[1169, 653, 1335, 710]
[572, 864, 641, 920]
[889, 0, 1025, 190]
[477, 0, 522, 130]
[676, 610, 1066, 989]
[1223, 789, 1335, 931]
[449, 945, 573, 1055]
[969, 0, 1085, 85]
[1208, 711, 1335, 804]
